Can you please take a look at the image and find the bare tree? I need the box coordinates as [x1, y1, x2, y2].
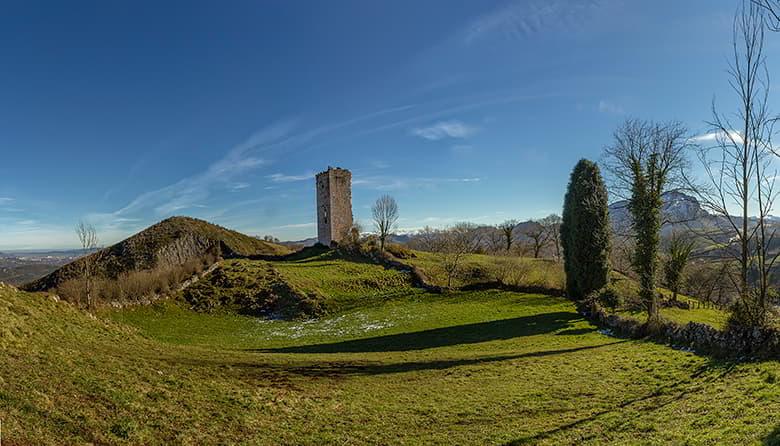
[412, 223, 482, 287]
[486, 226, 506, 254]
[372, 195, 399, 251]
[522, 221, 549, 258]
[539, 214, 563, 261]
[687, 1, 778, 327]
[603, 119, 690, 323]
[75, 221, 99, 309]
[753, 0, 780, 31]
[439, 223, 483, 288]
[498, 219, 519, 252]
[409, 226, 445, 252]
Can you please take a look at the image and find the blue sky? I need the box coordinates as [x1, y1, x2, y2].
[0, 0, 773, 249]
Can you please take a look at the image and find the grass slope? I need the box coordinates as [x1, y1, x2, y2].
[406, 252, 732, 328]
[23, 216, 289, 291]
[2, 255, 779, 445]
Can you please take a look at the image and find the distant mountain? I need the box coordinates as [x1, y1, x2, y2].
[609, 191, 709, 228]
[24, 216, 290, 292]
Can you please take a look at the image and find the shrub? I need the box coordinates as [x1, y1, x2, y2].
[385, 243, 414, 259]
[561, 159, 611, 300]
[597, 286, 623, 313]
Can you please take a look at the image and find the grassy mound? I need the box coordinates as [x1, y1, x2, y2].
[23, 216, 290, 292]
[182, 259, 324, 319]
[179, 250, 416, 318]
[269, 250, 415, 311]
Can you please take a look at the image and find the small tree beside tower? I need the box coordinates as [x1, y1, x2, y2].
[372, 195, 399, 251]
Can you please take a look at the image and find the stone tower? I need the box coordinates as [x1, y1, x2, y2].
[316, 167, 353, 246]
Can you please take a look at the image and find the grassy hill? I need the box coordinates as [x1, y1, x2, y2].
[23, 216, 289, 292]
[2, 254, 780, 444]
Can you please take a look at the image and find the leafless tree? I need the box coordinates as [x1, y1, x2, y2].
[539, 214, 563, 261]
[498, 219, 519, 252]
[522, 221, 549, 258]
[753, 0, 780, 31]
[412, 223, 482, 287]
[409, 226, 445, 252]
[76, 221, 99, 309]
[602, 119, 691, 322]
[439, 223, 483, 288]
[686, 1, 779, 327]
[372, 195, 399, 251]
[486, 226, 506, 254]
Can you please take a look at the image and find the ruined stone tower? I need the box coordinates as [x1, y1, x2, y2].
[316, 167, 353, 246]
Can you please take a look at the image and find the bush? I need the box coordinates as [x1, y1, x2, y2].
[385, 243, 414, 259]
[597, 286, 623, 313]
[55, 254, 219, 306]
[561, 159, 611, 299]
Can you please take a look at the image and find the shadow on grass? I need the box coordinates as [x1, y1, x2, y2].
[555, 327, 596, 336]
[163, 341, 629, 379]
[503, 360, 739, 445]
[249, 311, 584, 354]
[766, 426, 780, 446]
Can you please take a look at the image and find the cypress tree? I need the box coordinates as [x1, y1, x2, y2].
[561, 159, 611, 299]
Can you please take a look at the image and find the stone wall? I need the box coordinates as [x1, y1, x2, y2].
[316, 167, 353, 246]
[580, 300, 780, 359]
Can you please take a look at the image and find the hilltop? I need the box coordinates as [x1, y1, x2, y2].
[23, 216, 289, 292]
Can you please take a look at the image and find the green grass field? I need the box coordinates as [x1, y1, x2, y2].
[1, 254, 779, 445]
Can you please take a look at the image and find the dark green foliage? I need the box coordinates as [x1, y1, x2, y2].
[561, 159, 611, 299]
[628, 159, 663, 319]
[596, 286, 623, 313]
[603, 119, 688, 322]
[662, 233, 695, 301]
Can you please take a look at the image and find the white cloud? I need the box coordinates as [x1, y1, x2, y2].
[0, 197, 14, 204]
[274, 222, 316, 229]
[464, 0, 603, 44]
[267, 172, 313, 183]
[86, 120, 294, 232]
[230, 182, 250, 191]
[692, 130, 744, 144]
[598, 100, 624, 114]
[353, 175, 481, 191]
[411, 120, 478, 140]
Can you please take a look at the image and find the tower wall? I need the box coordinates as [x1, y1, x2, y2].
[316, 167, 353, 246]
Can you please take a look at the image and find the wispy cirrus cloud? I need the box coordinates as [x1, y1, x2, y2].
[354, 175, 481, 191]
[598, 100, 624, 114]
[274, 222, 315, 229]
[267, 172, 314, 183]
[411, 120, 478, 141]
[464, 0, 603, 44]
[230, 182, 250, 191]
[692, 130, 744, 144]
[87, 120, 295, 231]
